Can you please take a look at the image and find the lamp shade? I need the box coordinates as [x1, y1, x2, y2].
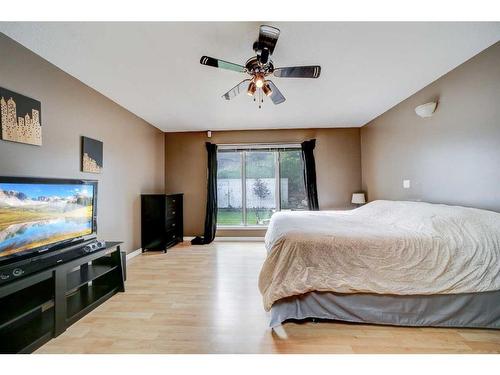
[352, 193, 366, 204]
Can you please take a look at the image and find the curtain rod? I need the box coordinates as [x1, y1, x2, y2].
[217, 142, 302, 149]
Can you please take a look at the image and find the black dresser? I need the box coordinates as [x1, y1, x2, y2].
[141, 194, 183, 253]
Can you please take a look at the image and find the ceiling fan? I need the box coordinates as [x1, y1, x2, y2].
[200, 25, 321, 108]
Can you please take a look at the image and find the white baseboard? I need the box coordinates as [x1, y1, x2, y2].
[126, 237, 263, 258]
[184, 235, 263, 242]
[215, 236, 264, 242]
[126, 248, 142, 261]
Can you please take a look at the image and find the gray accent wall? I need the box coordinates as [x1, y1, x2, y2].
[0, 33, 165, 253]
[361, 42, 500, 212]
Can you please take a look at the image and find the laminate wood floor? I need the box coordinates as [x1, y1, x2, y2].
[36, 242, 500, 354]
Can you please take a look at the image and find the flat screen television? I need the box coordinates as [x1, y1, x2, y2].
[0, 176, 97, 265]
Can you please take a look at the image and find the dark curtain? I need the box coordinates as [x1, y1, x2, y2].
[301, 139, 319, 211]
[192, 142, 218, 245]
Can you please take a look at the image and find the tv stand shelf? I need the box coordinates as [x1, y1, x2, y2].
[0, 276, 54, 331]
[66, 264, 118, 292]
[66, 285, 119, 323]
[0, 242, 124, 354]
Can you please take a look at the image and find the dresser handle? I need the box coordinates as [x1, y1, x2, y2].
[172, 199, 176, 203]
[172, 223, 176, 227]
[172, 211, 176, 215]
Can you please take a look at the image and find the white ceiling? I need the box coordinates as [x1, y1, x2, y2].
[1, 22, 499, 132]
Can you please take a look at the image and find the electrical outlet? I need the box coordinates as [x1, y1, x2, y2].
[403, 179, 411, 189]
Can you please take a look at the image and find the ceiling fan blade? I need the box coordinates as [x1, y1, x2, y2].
[258, 25, 280, 55]
[274, 66, 321, 78]
[200, 56, 246, 73]
[221, 79, 251, 100]
[266, 81, 286, 105]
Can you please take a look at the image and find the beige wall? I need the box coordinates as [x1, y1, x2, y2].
[165, 128, 361, 237]
[361, 42, 500, 212]
[0, 33, 165, 253]
[5, 32, 494, 249]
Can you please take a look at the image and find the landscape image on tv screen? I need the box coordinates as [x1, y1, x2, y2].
[0, 183, 94, 258]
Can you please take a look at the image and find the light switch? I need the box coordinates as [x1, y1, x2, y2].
[403, 179, 411, 189]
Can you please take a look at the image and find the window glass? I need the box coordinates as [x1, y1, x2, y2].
[217, 152, 243, 225]
[217, 148, 308, 226]
[279, 150, 308, 210]
[245, 151, 276, 225]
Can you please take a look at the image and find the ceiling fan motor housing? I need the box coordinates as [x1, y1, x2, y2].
[245, 57, 274, 75]
[253, 41, 271, 65]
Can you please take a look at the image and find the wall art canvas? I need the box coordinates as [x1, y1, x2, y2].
[0, 87, 42, 146]
[81, 136, 103, 173]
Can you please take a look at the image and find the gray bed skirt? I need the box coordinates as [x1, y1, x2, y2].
[270, 290, 500, 329]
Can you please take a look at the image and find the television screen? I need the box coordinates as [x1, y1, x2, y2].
[0, 180, 96, 260]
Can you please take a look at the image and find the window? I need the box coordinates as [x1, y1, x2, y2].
[217, 145, 308, 227]
[217, 152, 243, 225]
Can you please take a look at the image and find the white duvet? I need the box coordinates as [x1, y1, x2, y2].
[259, 200, 500, 311]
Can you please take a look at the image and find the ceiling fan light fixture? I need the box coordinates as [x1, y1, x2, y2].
[262, 82, 273, 97]
[247, 81, 257, 96]
[254, 74, 265, 88]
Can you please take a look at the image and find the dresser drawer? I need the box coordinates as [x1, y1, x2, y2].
[165, 229, 178, 245]
[165, 218, 178, 231]
[166, 205, 179, 219]
[166, 197, 180, 218]
[166, 195, 180, 206]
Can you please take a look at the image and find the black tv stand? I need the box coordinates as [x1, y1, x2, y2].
[0, 241, 124, 354]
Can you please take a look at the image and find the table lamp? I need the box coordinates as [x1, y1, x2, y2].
[352, 193, 366, 206]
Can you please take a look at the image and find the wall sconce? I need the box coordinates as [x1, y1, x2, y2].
[415, 102, 437, 118]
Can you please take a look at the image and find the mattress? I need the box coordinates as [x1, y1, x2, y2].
[259, 200, 500, 311]
[270, 290, 500, 329]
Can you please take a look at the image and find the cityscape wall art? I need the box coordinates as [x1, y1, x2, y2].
[0, 87, 42, 146]
[81, 136, 103, 173]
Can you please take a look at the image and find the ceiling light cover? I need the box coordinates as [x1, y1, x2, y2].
[262, 82, 273, 96]
[247, 81, 257, 96]
[254, 74, 265, 88]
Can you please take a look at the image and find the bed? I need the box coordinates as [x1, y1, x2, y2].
[259, 200, 500, 328]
